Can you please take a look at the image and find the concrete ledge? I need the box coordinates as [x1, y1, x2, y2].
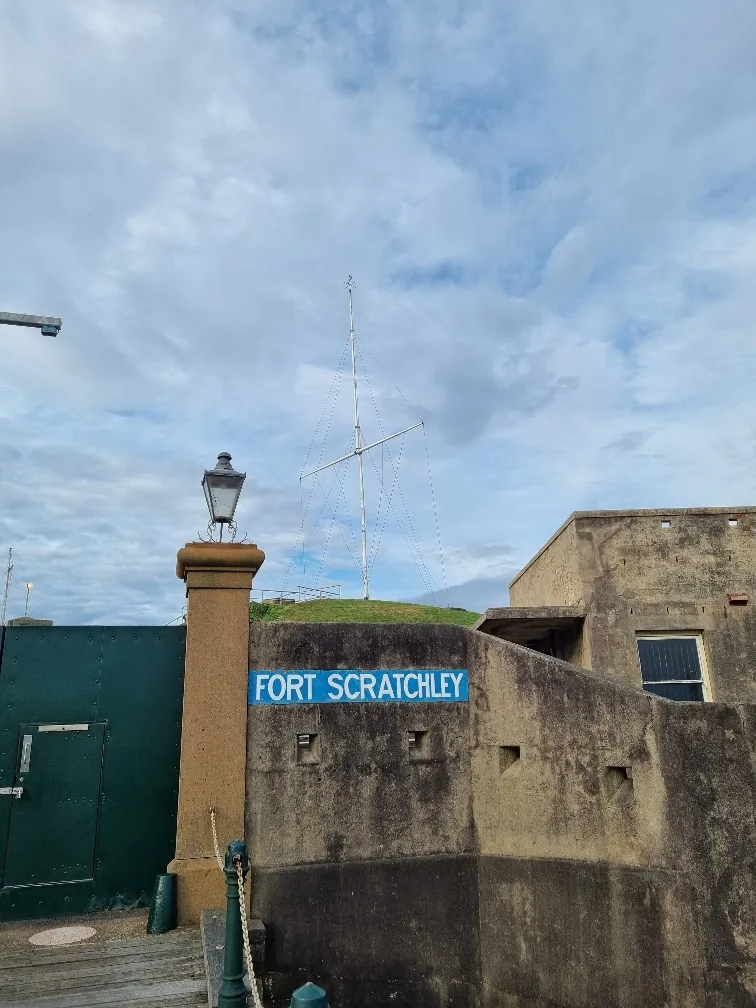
[177, 542, 265, 582]
[473, 605, 584, 643]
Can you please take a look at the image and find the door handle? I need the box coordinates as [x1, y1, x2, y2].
[0, 787, 23, 798]
[20, 734, 32, 774]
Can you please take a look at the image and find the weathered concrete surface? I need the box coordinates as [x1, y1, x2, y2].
[253, 856, 480, 1008]
[246, 622, 756, 1008]
[508, 507, 756, 702]
[469, 628, 756, 1006]
[509, 516, 583, 609]
[478, 858, 668, 1008]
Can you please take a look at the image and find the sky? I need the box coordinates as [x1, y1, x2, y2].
[2, 0, 756, 624]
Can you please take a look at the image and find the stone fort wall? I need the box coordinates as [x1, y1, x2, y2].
[247, 622, 756, 1008]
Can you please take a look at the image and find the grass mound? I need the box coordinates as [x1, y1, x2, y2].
[250, 597, 479, 626]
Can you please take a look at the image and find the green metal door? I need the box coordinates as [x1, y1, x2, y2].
[2, 723, 105, 888]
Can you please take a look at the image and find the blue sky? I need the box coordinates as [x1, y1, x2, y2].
[2, 0, 756, 623]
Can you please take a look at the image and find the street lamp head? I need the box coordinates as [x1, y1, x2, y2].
[40, 324, 59, 337]
[202, 452, 246, 527]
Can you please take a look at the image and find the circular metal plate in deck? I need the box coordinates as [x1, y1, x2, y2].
[28, 925, 97, 946]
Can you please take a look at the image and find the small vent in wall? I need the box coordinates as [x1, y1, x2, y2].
[296, 733, 320, 765]
[604, 765, 633, 800]
[408, 730, 430, 761]
[499, 745, 521, 773]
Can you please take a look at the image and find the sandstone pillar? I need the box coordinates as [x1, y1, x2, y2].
[168, 541, 264, 924]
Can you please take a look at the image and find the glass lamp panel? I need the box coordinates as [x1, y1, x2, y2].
[205, 474, 242, 521]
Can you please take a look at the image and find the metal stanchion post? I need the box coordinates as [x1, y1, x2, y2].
[218, 840, 250, 1008]
[290, 982, 329, 1008]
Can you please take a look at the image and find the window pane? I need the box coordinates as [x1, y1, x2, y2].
[637, 638, 702, 683]
[643, 681, 704, 702]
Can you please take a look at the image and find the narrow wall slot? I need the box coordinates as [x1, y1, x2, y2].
[604, 765, 632, 800]
[728, 594, 748, 606]
[296, 733, 320, 765]
[408, 730, 429, 761]
[661, 520, 671, 528]
[499, 745, 521, 774]
[729, 518, 739, 527]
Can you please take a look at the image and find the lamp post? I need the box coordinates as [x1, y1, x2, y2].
[202, 453, 246, 542]
[0, 312, 61, 337]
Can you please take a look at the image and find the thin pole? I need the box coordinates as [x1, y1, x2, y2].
[1, 548, 12, 626]
[24, 583, 32, 618]
[347, 277, 369, 600]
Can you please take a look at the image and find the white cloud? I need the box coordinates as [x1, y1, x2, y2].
[1, 0, 756, 622]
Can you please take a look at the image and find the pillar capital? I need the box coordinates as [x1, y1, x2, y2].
[177, 542, 265, 591]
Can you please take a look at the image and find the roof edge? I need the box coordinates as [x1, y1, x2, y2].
[509, 506, 756, 590]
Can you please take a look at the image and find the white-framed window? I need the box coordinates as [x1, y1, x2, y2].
[636, 634, 710, 702]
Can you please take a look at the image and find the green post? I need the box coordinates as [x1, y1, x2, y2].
[217, 839, 250, 1008]
[291, 982, 329, 1007]
[146, 873, 177, 934]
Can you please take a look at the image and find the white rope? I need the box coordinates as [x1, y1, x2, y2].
[209, 807, 224, 872]
[236, 857, 264, 1008]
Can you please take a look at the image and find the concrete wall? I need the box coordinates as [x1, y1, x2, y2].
[509, 518, 583, 609]
[574, 510, 756, 702]
[246, 622, 756, 1008]
[509, 508, 756, 702]
[469, 629, 756, 1008]
[248, 623, 476, 1007]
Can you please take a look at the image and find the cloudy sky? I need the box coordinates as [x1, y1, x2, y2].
[1, 1, 756, 624]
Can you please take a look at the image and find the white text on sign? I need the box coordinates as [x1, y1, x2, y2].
[248, 669, 468, 705]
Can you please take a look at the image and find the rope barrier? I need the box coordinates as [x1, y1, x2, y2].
[209, 807, 224, 872]
[235, 856, 263, 1008]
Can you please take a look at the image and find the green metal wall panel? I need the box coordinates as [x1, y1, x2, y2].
[94, 628, 185, 908]
[0, 626, 185, 921]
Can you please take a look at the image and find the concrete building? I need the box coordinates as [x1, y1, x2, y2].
[168, 536, 756, 1008]
[475, 507, 756, 705]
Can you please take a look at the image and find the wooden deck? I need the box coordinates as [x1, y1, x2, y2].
[0, 927, 207, 1007]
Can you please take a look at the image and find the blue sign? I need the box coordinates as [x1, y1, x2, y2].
[249, 669, 468, 705]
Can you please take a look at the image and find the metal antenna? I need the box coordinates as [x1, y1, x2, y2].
[24, 583, 33, 618]
[347, 276, 369, 600]
[1, 548, 12, 626]
[301, 277, 423, 600]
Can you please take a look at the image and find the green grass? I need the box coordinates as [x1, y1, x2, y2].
[249, 597, 480, 626]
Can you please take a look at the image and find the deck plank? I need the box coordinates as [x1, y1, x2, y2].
[0, 928, 208, 1007]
